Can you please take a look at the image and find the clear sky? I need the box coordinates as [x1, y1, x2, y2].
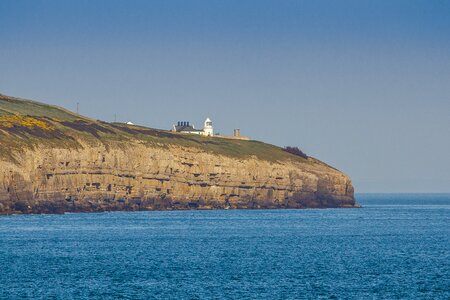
[1, 0, 449, 193]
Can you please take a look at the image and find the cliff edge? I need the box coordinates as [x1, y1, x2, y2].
[0, 94, 356, 214]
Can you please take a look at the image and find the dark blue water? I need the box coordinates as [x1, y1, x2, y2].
[1, 194, 449, 299]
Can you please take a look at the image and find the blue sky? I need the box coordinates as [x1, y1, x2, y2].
[1, 0, 449, 192]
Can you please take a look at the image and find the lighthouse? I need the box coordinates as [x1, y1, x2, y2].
[203, 117, 214, 136]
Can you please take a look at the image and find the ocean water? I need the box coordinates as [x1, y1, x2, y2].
[0, 194, 449, 299]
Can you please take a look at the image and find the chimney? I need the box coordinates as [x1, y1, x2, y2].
[234, 129, 241, 137]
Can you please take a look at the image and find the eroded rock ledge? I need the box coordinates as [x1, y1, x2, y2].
[0, 142, 355, 214]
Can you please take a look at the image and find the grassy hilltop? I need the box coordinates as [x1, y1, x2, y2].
[0, 94, 310, 164]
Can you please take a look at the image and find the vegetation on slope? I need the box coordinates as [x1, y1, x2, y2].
[0, 94, 311, 164]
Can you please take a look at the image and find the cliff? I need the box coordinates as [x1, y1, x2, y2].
[0, 94, 356, 214]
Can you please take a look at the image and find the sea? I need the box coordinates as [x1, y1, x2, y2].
[0, 194, 449, 299]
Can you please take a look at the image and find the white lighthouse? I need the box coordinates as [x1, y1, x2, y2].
[203, 117, 214, 136]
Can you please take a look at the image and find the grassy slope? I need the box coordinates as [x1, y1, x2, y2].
[0, 94, 312, 164]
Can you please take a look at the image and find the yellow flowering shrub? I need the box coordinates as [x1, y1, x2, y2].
[0, 115, 54, 130]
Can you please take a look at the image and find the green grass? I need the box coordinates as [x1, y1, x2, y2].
[0, 93, 311, 164]
[0, 94, 85, 121]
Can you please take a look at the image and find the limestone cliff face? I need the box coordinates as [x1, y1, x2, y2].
[0, 141, 355, 214]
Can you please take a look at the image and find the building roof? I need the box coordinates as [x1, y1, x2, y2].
[174, 125, 203, 132]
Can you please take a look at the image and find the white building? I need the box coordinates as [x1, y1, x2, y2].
[203, 117, 213, 136]
[172, 118, 214, 136]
